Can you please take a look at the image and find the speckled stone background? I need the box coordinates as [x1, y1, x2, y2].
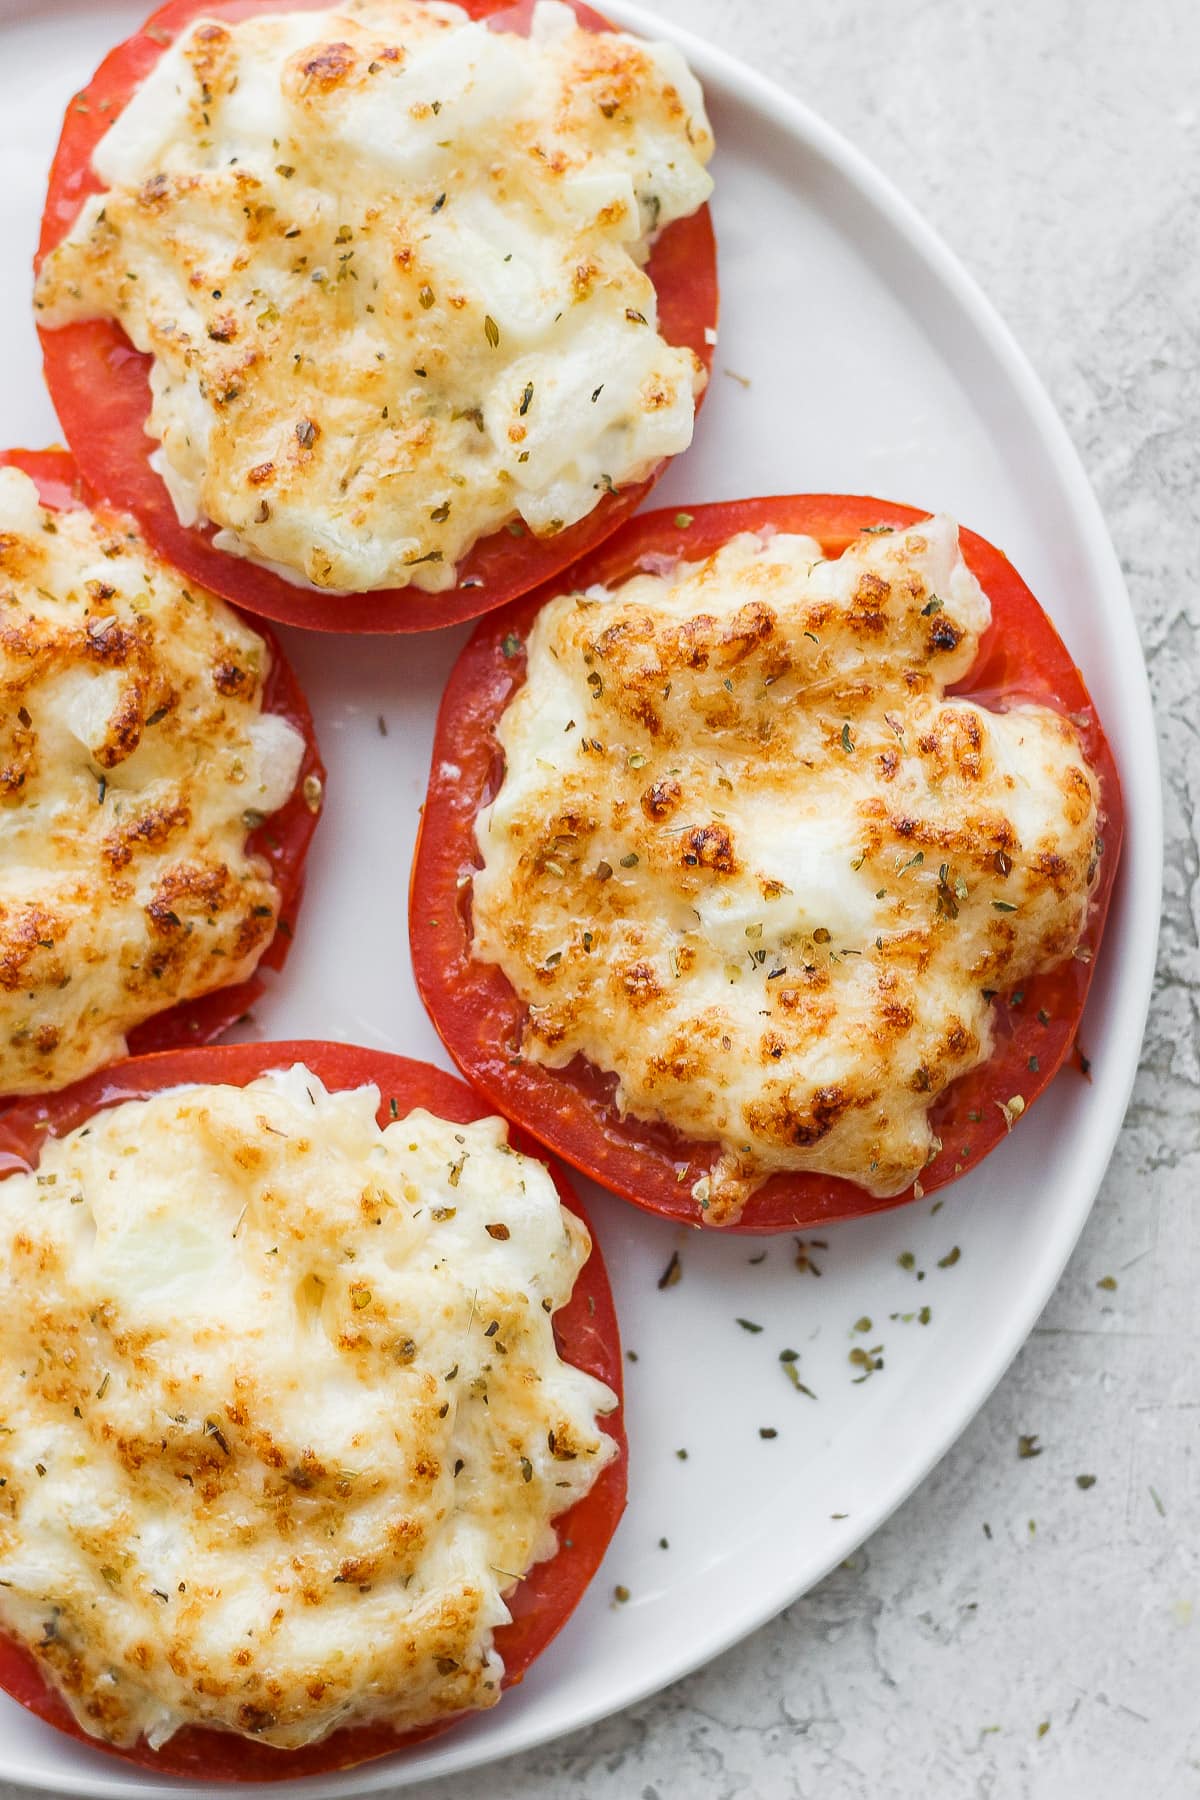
[3, 2, 1194, 1798]
[408, 2, 1194, 1795]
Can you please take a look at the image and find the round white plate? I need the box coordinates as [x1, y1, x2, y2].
[0, 2, 1161, 1795]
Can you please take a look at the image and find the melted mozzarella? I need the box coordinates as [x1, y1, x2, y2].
[0, 466, 306, 1095]
[0, 1065, 616, 1749]
[472, 518, 1103, 1223]
[35, 0, 713, 599]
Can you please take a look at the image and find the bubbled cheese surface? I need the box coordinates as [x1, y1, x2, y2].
[471, 518, 1103, 1223]
[0, 467, 304, 1096]
[35, 0, 714, 597]
[0, 1065, 616, 1749]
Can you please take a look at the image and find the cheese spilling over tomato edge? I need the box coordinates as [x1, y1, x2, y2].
[35, 0, 714, 596]
[0, 1064, 616, 1748]
[472, 517, 1102, 1223]
[0, 465, 305, 1095]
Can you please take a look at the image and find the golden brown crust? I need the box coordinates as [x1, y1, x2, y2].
[0, 1072, 614, 1748]
[472, 520, 1102, 1221]
[35, 0, 714, 594]
[0, 468, 303, 1094]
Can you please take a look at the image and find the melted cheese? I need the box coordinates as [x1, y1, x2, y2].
[0, 1064, 616, 1749]
[0, 466, 306, 1095]
[472, 518, 1103, 1223]
[35, 0, 713, 599]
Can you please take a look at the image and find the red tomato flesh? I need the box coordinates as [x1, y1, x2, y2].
[36, 0, 719, 634]
[0, 1040, 626, 1779]
[0, 447, 323, 1081]
[409, 495, 1125, 1233]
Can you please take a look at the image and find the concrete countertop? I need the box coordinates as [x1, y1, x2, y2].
[399, 3, 1197, 1795]
[4, 3, 1194, 1797]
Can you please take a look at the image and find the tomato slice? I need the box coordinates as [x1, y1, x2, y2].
[0, 448, 323, 1080]
[0, 1040, 626, 1780]
[409, 495, 1125, 1233]
[35, 0, 719, 635]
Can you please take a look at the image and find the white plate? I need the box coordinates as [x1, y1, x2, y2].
[0, 2, 1161, 1795]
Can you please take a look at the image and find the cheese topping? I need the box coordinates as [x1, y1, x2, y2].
[0, 466, 305, 1095]
[35, 0, 714, 598]
[472, 518, 1103, 1223]
[0, 1064, 616, 1749]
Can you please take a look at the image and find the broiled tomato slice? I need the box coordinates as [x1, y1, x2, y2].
[0, 448, 322, 1075]
[35, 0, 718, 635]
[0, 1040, 626, 1780]
[410, 496, 1124, 1233]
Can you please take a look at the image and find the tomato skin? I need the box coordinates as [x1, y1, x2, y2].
[0, 447, 323, 1085]
[0, 1040, 626, 1780]
[36, 0, 718, 635]
[409, 495, 1125, 1234]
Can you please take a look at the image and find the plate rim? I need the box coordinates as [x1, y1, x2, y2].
[0, 1, 1162, 1793]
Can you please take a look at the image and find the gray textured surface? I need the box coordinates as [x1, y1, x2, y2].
[394, 3, 1195, 1796]
[3, 2, 1194, 1797]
